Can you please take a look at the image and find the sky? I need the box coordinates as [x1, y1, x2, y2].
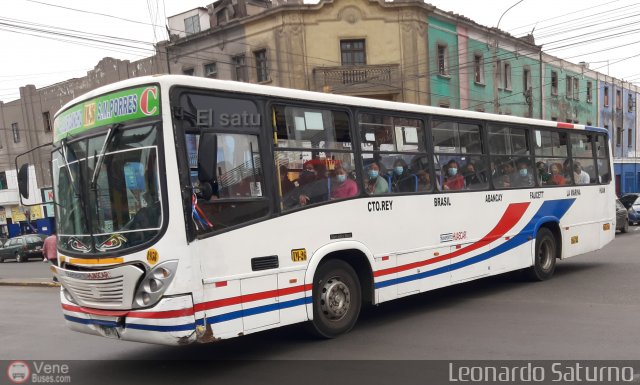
[1, 0, 639, 103]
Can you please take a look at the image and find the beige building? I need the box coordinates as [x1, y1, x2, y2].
[162, 0, 431, 104]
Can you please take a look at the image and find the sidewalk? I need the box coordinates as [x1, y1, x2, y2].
[0, 278, 60, 287]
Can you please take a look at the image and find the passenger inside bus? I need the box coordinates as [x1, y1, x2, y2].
[390, 159, 416, 193]
[331, 165, 358, 199]
[443, 159, 464, 191]
[549, 163, 567, 185]
[283, 161, 330, 207]
[365, 162, 388, 195]
[462, 162, 486, 189]
[536, 161, 551, 185]
[514, 158, 535, 187]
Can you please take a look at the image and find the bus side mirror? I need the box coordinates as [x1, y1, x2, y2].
[17, 163, 29, 199]
[197, 133, 218, 200]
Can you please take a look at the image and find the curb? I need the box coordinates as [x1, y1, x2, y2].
[0, 280, 60, 288]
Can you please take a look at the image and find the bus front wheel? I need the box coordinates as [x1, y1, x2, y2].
[527, 227, 557, 281]
[310, 259, 361, 338]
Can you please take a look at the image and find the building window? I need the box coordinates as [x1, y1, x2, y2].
[232, 54, 247, 82]
[254, 50, 269, 82]
[628, 94, 634, 112]
[628, 129, 633, 148]
[551, 71, 558, 95]
[573, 77, 579, 100]
[183, 68, 194, 76]
[616, 90, 622, 110]
[184, 15, 200, 36]
[216, 9, 227, 26]
[523, 68, 531, 91]
[503, 62, 511, 90]
[43, 111, 52, 132]
[204, 63, 217, 78]
[566, 75, 572, 98]
[604, 86, 609, 107]
[586, 81, 592, 103]
[473, 54, 484, 83]
[340, 39, 366, 66]
[616, 127, 622, 147]
[11, 123, 19, 143]
[437, 44, 448, 75]
[0, 172, 6, 190]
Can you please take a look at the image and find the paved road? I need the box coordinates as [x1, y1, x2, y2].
[0, 257, 53, 280]
[2, 228, 640, 364]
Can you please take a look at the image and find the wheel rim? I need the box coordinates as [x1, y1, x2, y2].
[320, 276, 351, 321]
[538, 238, 554, 271]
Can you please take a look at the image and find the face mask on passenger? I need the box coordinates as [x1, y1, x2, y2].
[336, 174, 347, 183]
[394, 166, 404, 175]
[519, 169, 528, 177]
[368, 170, 379, 179]
[448, 167, 458, 176]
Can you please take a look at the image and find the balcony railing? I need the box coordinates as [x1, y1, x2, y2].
[313, 64, 400, 95]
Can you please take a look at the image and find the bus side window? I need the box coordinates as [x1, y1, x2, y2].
[274, 105, 356, 210]
[433, 120, 487, 192]
[488, 125, 534, 189]
[191, 133, 269, 233]
[359, 113, 427, 194]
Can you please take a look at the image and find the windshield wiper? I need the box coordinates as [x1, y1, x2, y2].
[90, 123, 122, 190]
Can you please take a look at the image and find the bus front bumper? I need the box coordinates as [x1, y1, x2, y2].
[60, 291, 197, 346]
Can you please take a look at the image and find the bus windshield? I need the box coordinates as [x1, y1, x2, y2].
[52, 124, 163, 254]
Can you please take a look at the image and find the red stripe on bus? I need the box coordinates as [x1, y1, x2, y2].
[557, 122, 574, 129]
[61, 304, 195, 319]
[373, 202, 530, 278]
[194, 284, 312, 312]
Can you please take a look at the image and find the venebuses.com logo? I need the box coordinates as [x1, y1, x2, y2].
[6, 361, 29, 384]
[6, 361, 71, 384]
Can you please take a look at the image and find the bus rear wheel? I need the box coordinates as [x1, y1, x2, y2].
[527, 227, 557, 281]
[310, 259, 361, 338]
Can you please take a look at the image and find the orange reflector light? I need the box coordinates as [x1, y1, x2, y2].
[289, 278, 297, 284]
[215, 281, 227, 288]
[434, 252, 440, 256]
[381, 256, 389, 261]
[603, 223, 611, 231]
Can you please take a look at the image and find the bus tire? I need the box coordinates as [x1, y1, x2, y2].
[310, 259, 361, 338]
[527, 227, 557, 281]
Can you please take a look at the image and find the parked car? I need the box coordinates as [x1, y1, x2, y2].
[0, 234, 45, 263]
[620, 193, 640, 225]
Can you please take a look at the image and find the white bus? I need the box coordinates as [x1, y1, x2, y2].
[21, 75, 615, 345]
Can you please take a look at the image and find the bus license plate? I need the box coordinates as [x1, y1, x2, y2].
[291, 249, 307, 262]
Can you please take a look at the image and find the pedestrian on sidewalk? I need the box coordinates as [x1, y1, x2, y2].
[42, 229, 58, 282]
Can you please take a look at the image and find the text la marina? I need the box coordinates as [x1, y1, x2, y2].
[449, 362, 635, 382]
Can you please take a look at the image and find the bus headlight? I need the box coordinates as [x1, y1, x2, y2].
[133, 260, 178, 308]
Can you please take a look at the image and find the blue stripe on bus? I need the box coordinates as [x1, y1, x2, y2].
[64, 315, 120, 328]
[205, 296, 312, 325]
[375, 198, 576, 289]
[65, 315, 196, 332]
[125, 322, 196, 332]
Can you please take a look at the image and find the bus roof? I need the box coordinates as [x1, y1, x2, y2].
[55, 74, 609, 136]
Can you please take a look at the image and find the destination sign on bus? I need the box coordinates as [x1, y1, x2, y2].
[53, 85, 160, 141]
